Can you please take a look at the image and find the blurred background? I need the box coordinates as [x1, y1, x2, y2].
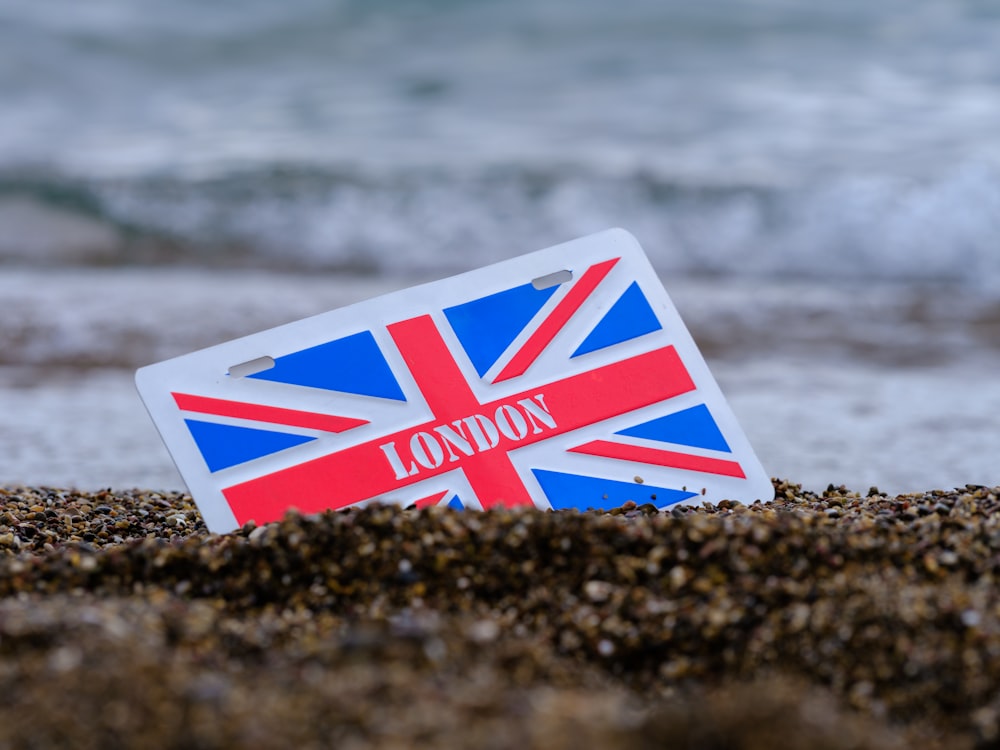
[2, 0, 999, 494]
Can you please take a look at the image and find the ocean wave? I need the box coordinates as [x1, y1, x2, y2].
[2, 164, 999, 284]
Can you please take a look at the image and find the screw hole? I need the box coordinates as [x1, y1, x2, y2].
[531, 269, 573, 290]
[228, 356, 275, 378]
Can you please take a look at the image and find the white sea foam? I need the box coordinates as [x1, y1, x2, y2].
[2, 0, 1000, 283]
[4, 165, 1000, 285]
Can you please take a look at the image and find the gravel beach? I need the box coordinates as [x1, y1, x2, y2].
[2, 480, 999, 749]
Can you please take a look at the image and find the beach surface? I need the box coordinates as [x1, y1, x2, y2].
[2, 481, 999, 749]
[3, 3, 1000, 745]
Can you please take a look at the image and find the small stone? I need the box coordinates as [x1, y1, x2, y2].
[467, 619, 500, 643]
[583, 580, 614, 603]
[961, 610, 982, 628]
[248, 525, 269, 543]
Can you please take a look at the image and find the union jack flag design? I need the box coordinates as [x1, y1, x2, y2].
[136, 229, 772, 533]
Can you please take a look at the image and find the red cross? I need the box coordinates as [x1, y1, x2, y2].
[222, 314, 695, 525]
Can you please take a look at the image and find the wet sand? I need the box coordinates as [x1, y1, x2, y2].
[2, 481, 999, 748]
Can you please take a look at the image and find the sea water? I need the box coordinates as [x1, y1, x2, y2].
[1, 0, 999, 494]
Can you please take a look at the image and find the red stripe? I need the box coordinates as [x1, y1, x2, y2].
[570, 440, 746, 479]
[172, 393, 369, 433]
[386, 316, 483, 417]
[413, 490, 450, 509]
[493, 257, 619, 383]
[461, 450, 536, 508]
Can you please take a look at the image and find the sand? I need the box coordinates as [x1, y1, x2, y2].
[2, 480, 999, 749]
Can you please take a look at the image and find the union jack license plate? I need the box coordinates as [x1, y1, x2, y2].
[136, 229, 772, 532]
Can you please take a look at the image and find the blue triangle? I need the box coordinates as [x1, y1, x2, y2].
[532, 469, 697, 511]
[572, 281, 661, 358]
[250, 331, 405, 401]
[448, 495, 464, 510]
[184, 419, 315, 473]
[444, 282, 558, 377]
[616, 404, 732, 453]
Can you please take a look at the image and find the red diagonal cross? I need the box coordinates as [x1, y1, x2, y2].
[222, 314, 696, 525]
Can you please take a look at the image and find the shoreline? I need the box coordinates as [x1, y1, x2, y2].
[1, 480, 998, 748]
[4, 267, 1000, 496]
[6, 358, 1000, 497]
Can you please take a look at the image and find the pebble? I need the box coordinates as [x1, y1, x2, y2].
[2, 480, 1000, 748]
